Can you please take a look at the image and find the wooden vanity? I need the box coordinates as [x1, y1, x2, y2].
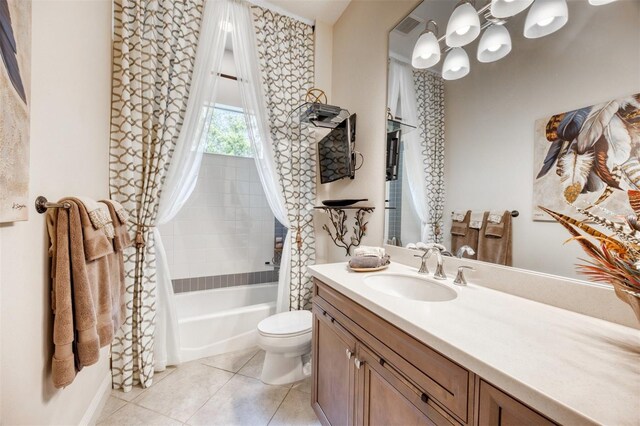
[311, 279, 556, 426]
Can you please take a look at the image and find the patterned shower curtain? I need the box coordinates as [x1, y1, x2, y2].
[413, 70, 446, 243]
[109, 0, 204, 391]
[251, 7, 316, 310]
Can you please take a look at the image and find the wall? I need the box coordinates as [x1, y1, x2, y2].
[160, 154, 276, 280]
[443, 1, 640, 278]
[323, 0, 420, 262]
[0, 0, 112, 424]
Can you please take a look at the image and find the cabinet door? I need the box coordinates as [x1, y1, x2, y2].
[312, 304, 357, 426]
[477, 381, 556, 426]
[355, 344, 452, 426]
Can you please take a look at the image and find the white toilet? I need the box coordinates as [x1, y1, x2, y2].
[257, 310, 312, 385]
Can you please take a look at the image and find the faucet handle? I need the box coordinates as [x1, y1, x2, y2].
[453, 266, 474, 286]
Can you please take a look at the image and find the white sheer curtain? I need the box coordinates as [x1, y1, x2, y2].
[227, 0, 292, 313]
[388, 59, 431, 243]
[153, 0, 229, 370]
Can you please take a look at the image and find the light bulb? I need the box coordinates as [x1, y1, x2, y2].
[537, 16, 555, 26]
[491, 0, 534, 18]
[446, 2, 481, 47]
[456, 25, 471, 35]
[488, 44, 501, 52]
[589, 0, 617, 4]
[524, 0, 568, 39]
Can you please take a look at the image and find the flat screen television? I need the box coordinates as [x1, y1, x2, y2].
[318, 114, 357, 184]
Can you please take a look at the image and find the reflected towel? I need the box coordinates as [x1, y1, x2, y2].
[478, 211, 512, 266]
[469, 211, 484, 230]
[450, 211, 478, 260]
[452, 210, 466, 222]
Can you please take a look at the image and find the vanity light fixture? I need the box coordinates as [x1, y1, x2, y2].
[588, 0, 617, 4]
[446, 1, 481, 47]
[490, 0, 534, 18]
[524, 0, 568, 39]
[442, 47, 470, 80]
[411, 20, 441, 69]
[477, 24, 512, 63]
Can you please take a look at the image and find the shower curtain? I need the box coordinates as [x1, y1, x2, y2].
[387, 60, 445, 244]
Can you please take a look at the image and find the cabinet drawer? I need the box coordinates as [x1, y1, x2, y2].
[477, 381, 556, 426]
[314, 280, 471, 423]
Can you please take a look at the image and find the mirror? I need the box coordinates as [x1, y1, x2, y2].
[385, 0, 640, 279]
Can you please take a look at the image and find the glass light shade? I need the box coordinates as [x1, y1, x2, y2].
[490, 0, 534, 18]
[446, 2, 481, 47]
[588, 0, 617, 4]
[442, 48, 470, 80]
[524, 0, 568, 39]
[411, 30, 441, 69]
[477, 25, 512, 63]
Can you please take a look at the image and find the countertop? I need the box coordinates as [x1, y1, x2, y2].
[308, 262, 640, 426]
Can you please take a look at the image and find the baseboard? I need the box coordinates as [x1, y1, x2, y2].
[79, 371, 111, 426]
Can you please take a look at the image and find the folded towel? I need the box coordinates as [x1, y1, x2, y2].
[109, 199, 130, 224]
[451, 221, 468, 236]
[469, 211, 484, 230]
[349, 255, 390, 269]
[353, 246, 385, 258]
[452, 210, 467, 222]
[488, 210, 506, 224]
[77, 196, 115, 239]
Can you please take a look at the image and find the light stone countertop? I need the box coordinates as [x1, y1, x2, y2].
[308, 261, 640, 426]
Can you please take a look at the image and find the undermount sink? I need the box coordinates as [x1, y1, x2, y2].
[363, 274, 457, 302]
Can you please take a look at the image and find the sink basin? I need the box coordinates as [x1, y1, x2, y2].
[363, 274, 457, 302]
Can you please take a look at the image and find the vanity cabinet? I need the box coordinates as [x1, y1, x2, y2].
[311, 279, 557, 426]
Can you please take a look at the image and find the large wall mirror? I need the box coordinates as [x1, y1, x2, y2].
[385, 0, 640, 279]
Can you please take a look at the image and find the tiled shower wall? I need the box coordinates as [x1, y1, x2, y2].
[159, 154, 275, 281]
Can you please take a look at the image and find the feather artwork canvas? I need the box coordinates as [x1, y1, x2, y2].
[533, 94, 640, 221]
[0, 0, 30, 222]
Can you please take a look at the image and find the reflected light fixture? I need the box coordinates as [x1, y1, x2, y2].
[588, 0, 617, 4]
[442, 48, 470, 80]
[477, 25, 512, 63]
[524, 0, 568, 39]
[490, 0, 534, 18]
[411, 20, 441, 69]
[446, 1, 481, 47]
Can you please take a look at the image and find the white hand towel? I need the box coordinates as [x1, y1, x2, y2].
[488, 210, 506, 224]
[469, 211, 485, 230]
[452, 210, 466, 222]
[353, 246, 385, 258]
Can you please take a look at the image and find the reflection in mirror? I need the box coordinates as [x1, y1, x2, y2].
[385, 0, 640, 279]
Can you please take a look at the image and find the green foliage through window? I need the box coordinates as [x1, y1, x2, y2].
[204, 105, 252, 158]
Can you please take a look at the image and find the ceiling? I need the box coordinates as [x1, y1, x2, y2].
[265, 0, 352, 24]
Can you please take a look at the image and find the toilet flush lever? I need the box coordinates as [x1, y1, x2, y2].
[346, 349, 353, 360]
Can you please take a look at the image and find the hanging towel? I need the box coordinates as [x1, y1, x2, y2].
[451, 210, 466, 222]
[450, 210, 478, 259]
[469, 211, 484, 230]
[478, 210, 512, 266]
[488, 210, 505, 224]
[76, 196, 115, 239]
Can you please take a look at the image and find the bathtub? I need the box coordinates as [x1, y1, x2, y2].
[175, 283, 278, 362]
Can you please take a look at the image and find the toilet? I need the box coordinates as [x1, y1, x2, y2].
[257, 310, 313, 385]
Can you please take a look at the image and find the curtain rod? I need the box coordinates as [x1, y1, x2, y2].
[245, 0, 315, 27]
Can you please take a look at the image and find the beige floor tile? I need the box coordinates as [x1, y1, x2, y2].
[187, 374, 289, 426]
[133, 361, 234, 423]
[97, 396, 127, 423]
[98, 403, 182, 426]
[154, 366, 177, 383]
[200, 347, 259, 373]
[290, 376, 312, 395]
[111, 384, 147, 402]
[237, 350, 265, 380]
[269, 389, 319, 426]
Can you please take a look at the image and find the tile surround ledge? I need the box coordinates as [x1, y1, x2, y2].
[308, 258, 640, 426]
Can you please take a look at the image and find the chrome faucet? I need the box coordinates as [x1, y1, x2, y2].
[453, 266, 474, 286]
[413, 250, 431, 274]
[456, 245, 475, 259]
[427, 247, 447, 280]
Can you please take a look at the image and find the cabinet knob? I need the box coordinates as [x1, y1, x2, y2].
[421, 393, 428, 403]
[354, 358, 364, 369]
[346, 349, 353, 360]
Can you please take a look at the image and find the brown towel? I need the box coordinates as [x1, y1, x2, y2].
[450, 211, 478, 260]
[477, 211, 512, 266]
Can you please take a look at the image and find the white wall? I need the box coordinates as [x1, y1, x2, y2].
[323, 0, 421, 262]
[0, 0, 111, 424]
[160, 154, 275, 279]
[443, 1, 640, 278]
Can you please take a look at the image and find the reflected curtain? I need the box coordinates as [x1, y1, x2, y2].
[153, 0, 229, 371]
[109, 0, 204, 390]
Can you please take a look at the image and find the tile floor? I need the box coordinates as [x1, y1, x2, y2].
[98, 348, 319, 426]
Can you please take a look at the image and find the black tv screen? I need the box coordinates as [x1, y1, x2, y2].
[318, 114, 356, 184]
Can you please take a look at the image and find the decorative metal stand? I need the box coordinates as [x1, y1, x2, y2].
[315, 206, 375, 256]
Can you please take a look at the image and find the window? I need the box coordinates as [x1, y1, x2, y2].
[204, 104, 252, 158]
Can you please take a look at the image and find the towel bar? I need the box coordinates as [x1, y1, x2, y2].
[35, 196, 71, 214]
[451, 210, 519, 218]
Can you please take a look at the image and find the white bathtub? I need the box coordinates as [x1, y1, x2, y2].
[176, 283, 278, 362]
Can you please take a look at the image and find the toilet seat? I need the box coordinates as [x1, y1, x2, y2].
[257, 310, 312, 338]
